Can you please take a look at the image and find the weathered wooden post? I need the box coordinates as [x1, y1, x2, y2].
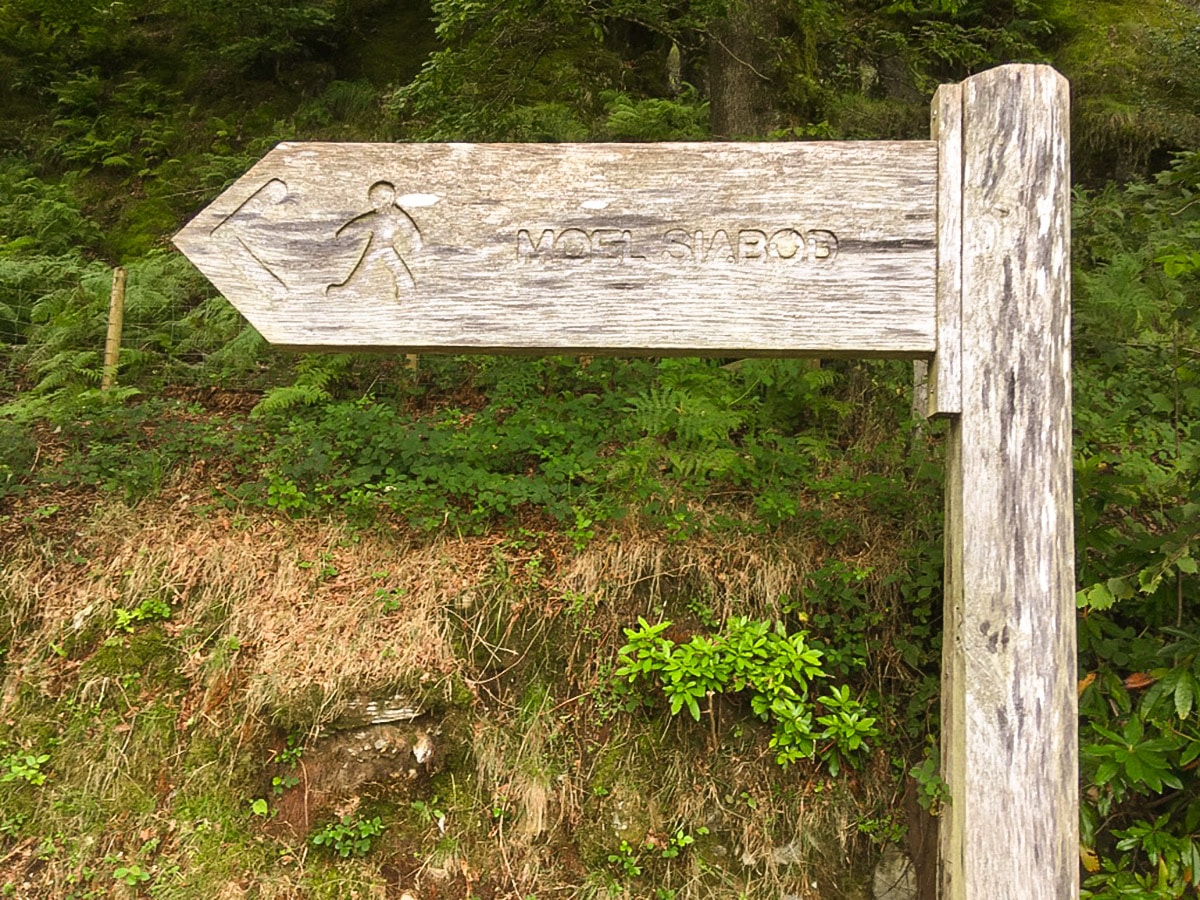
[174, 63, 1076, 897]
[928, 66, 1076, 898]
[101, 265, 127, 391]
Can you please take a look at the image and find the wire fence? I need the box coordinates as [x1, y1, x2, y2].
[0, 255, 278, 400]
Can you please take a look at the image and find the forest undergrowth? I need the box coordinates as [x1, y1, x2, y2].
[1, 0, 1199, 896]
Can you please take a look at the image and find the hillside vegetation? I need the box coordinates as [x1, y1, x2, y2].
[1, 0, 1199, 897]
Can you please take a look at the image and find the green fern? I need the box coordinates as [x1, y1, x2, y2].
[3, 248, 245, 416]
[0, 161, 100, 257]
[602, 87, 709, 141]
[629, 385, 682, 438]
[253, 354, 355, 417]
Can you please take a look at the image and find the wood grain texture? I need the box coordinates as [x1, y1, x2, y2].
[941, 64, 1076, 900]
[174, 141, 938, 356]
[929, 82, 963, 416]
[932, 78, 966, 899]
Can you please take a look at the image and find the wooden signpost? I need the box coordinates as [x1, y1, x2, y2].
[176, 63, 1076, 899]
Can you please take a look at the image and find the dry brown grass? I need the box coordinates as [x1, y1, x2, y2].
[2, 504, 487, 730]
[0, 494, 916, 898]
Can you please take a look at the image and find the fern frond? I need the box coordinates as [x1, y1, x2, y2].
[252, 382, 333, 416]
[252, 354, 355, 417]
[630, 385, 682, 437]
[32, 349, 100, 392]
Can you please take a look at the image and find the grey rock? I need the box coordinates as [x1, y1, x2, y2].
[873, 845, 916, 900]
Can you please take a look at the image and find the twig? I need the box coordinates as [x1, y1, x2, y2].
[708, 34, 773, 82]
[300, 757, 311, 832]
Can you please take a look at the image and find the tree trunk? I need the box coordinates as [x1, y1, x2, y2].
[707, 0, 777, 138]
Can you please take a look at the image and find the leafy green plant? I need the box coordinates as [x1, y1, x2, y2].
[908, 744, 949, 815]
[1084, 718, 1185, 796]
[858, 814, 906, 845]
[567, 507, 596, 551]
[310, 814, 385, 858]
[0, 421, 36, 501]
[602, 87, 709, 141]
[616, 615, 879, 771]
[659, 825, 708, 859]
[410, 796, 446, 829]
[111, 864, 150, 887]
[1073, 150, 1200, 898]
[814, 685, 881, 775]
[276, 734, 304, 767]
[112, 598, 171, 633]
[606, 839, 643, 878]
[1, 752, 50, 786]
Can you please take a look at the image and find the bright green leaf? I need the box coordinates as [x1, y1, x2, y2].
[1176, 676, 1195, 720]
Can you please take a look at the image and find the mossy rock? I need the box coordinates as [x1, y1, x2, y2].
[576, 747, 661, 868]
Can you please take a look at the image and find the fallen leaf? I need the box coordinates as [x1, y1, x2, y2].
[1124, 672, 1155, 690]
[1080, 845, 1100, 873]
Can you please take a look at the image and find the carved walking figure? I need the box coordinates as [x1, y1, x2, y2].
[327, 181, 422, 301]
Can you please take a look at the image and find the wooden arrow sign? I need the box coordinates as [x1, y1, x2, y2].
[174, 141, 938, 356]
[173, 67, 1080, 900]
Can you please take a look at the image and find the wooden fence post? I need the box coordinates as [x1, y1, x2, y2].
[101, 266, 127, 391]
[934, 65, 1076, 898]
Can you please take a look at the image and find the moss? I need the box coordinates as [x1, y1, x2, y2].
[1055, 0, 1200, 180]
[81, 626, 186, 692]
[264, 683, 328, 731]
[166, 818, 288, 896]
[59, 616, 107, 661]
[303, 860, 389, 899]
[444, 675, 475, 711]
[109, 197, 180, 260]
[576, 744, 662, 868]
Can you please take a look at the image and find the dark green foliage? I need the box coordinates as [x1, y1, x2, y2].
[0, 419, 37, 501]
[310, 813, 385, 858]
[250, 355, 858, 533]
[0, 254, 265, 421]
[255, 356, 634, 527]
[1073, 152, 1200, 897]
[1057, 0, 1200, 182]
[0, 160, 99, 258]
[392, 0, 1070, 142]
[602, 87, 709, 140]
[35, 400, 257, 503]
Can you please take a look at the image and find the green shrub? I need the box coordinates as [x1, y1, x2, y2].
[310, 814, 384, 858]
[1074, 151, 1200, 898]
[616, 615, 879, 774]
